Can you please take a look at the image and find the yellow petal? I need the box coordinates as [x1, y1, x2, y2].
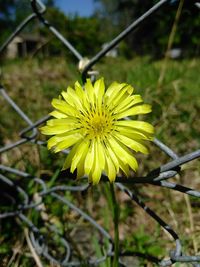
[76, 165, 85, 179]
[49, 110, 67, 119]
[106, 141, 129, 176]
[113, 95, 143, 114]
[52, 98, 77, 116]
[114, 104, 152, 119]
[94, 78, 105, 110]
[104, 82, 127, 107]
[111, 85, 133, 107]
[62, 140, 82, 170]
[41, 118, 79, 135]
[115, 120, 154, 134]
[105, 142, 119, 173]
[113, 132, 149, 154]
[40, 125, 70, 135]
[74, 81, 84, 98]
[75, 81, 90, 112]
[47, 135, 73, 150]
[104, 149, 117, 182]
[91, 141, 103, 184]
[84, 140, 95, 175]
[53, 133, 83, 153]
[85, 79, 95, 106]
[115, 125, 152, 140]
[46, 118, 78, 126]
[96, 138, 105, 170]
[62, 87, 83, 111]
[117, 158, 130, 177]
[108, 136, 138, 172]
[71, 140, 90, 173]
[76, 148, 88, 179]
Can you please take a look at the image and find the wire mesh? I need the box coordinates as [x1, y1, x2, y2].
[0, 0, 200, 266]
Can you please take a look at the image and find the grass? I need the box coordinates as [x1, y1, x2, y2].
[0, 56, 200, 266]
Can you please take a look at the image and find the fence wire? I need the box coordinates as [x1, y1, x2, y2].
[0, 0, 200, 266]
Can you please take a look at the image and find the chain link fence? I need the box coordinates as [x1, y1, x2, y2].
[0, 0, 200, 266]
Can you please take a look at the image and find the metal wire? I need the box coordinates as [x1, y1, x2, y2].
[0, 0, 200, 266]
[0, 0, 46, 54]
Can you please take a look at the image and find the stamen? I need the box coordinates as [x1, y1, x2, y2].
[80, 105, 113, 139]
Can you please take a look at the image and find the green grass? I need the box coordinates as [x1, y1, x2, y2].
[0, 56, 200, 266]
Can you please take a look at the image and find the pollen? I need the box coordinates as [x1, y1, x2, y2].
[81, 108, 113, 139]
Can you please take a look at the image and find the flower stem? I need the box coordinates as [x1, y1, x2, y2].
[110, 183, 119, 267]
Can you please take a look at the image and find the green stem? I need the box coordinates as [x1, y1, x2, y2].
[110, 183, 119, 267]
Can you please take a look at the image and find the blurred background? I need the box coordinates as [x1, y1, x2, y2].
[0, 1, 200, 266]
[0, 0, 199, 59]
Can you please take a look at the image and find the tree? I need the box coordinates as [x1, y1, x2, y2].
[0, 0, 56, 45]
[0, 0, 15, 43]
[94, 0, 200, 57]
[40, 7, 105, 57]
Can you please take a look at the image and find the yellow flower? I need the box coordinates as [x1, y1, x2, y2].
[40, 78, 154, 184]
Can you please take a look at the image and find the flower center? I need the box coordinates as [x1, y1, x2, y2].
[81, 109, 113, 139]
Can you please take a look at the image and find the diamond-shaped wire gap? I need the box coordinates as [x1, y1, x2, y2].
[0, 86, 37, 154]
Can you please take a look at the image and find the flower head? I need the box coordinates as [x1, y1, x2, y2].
[40, 78, 154, 184]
